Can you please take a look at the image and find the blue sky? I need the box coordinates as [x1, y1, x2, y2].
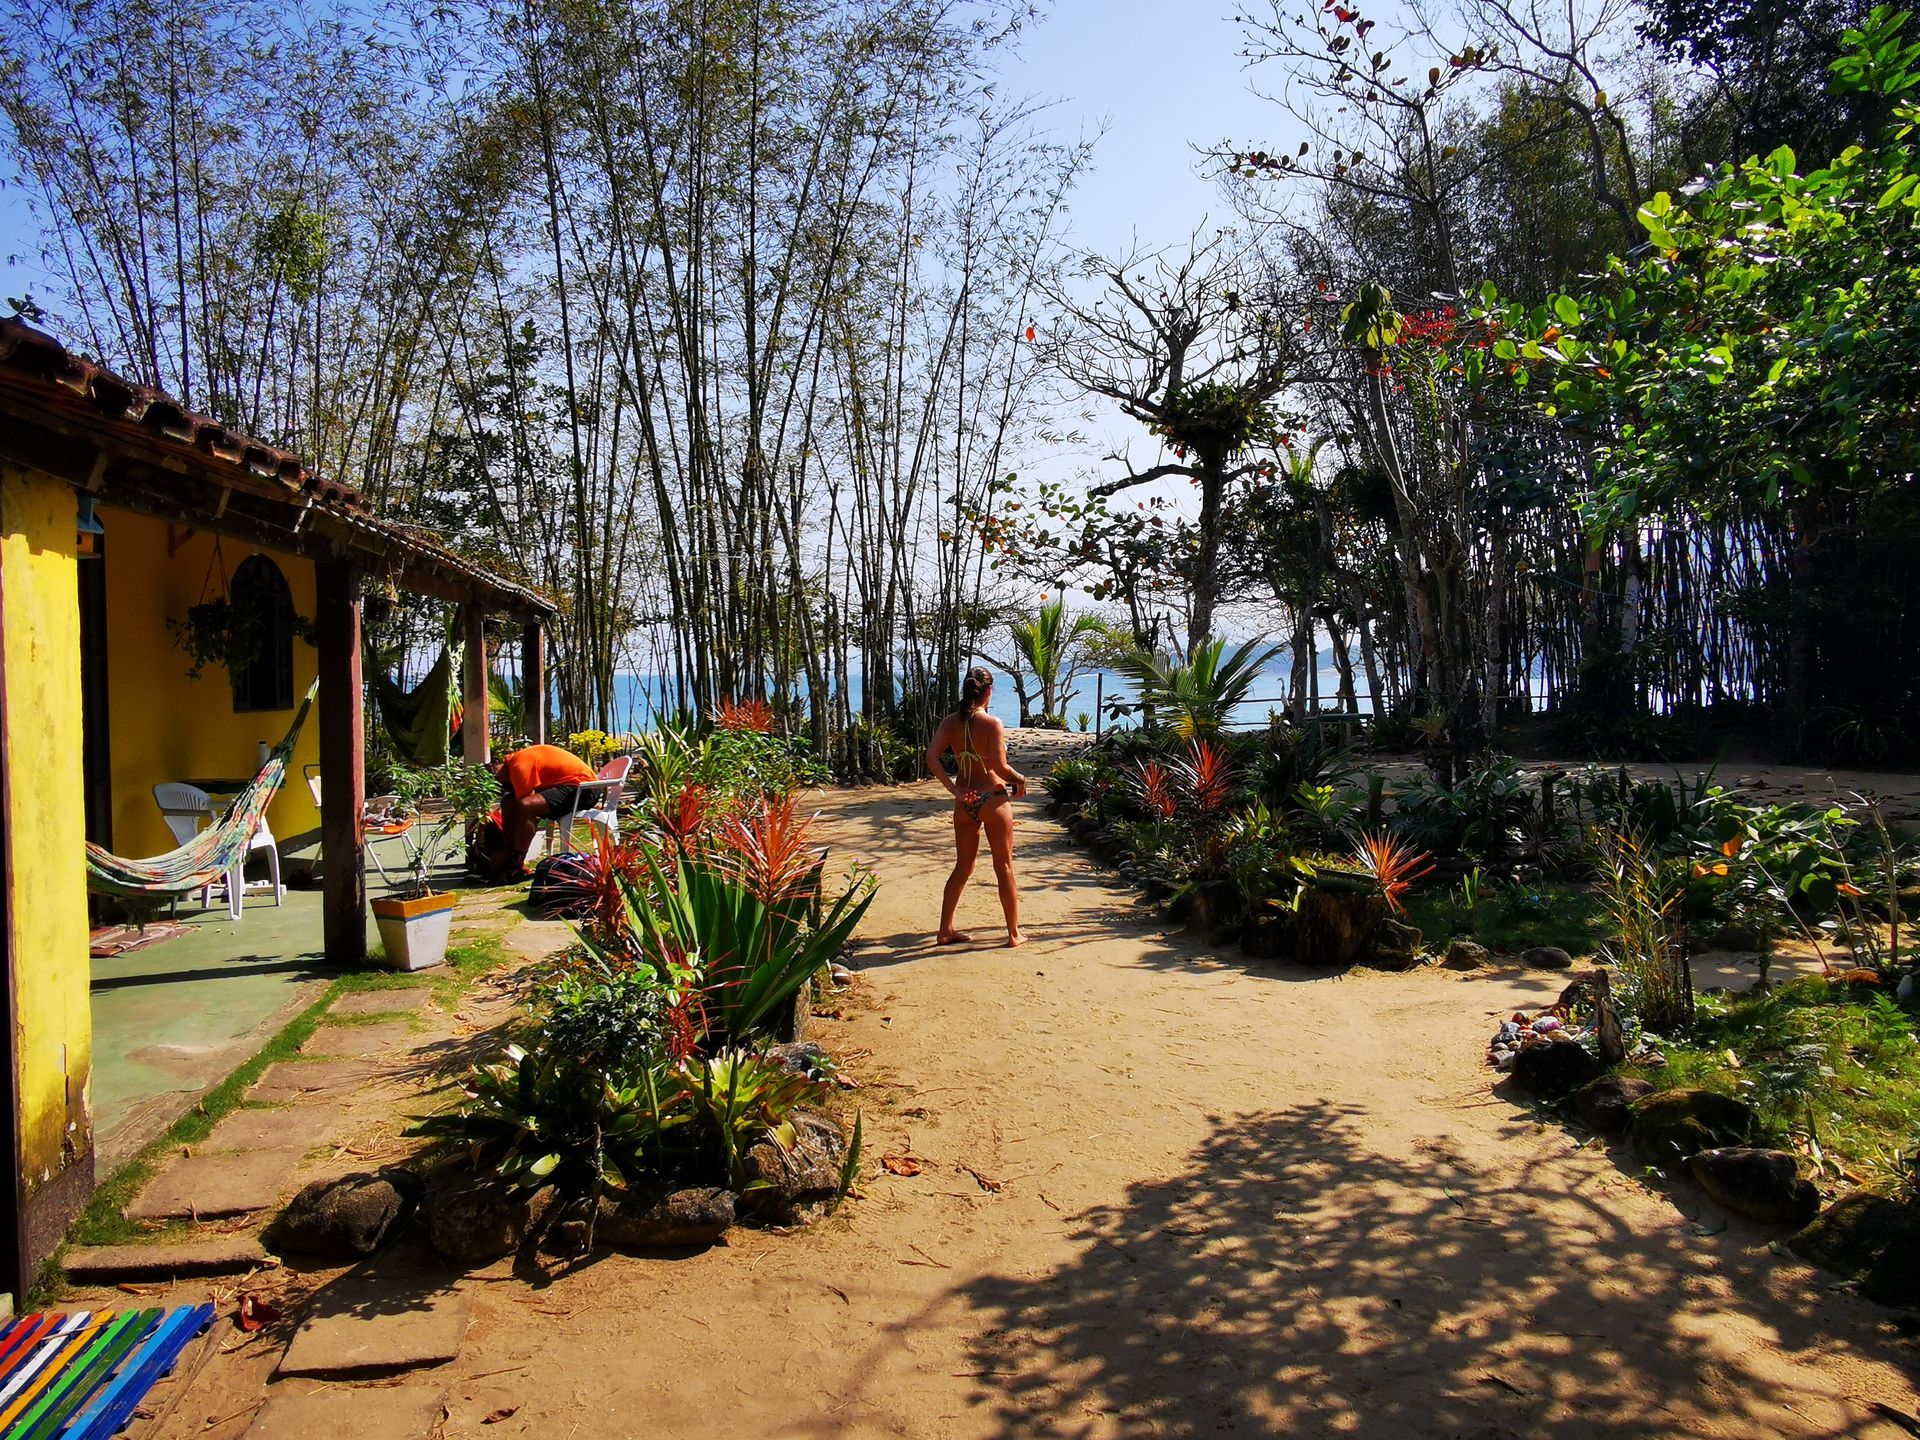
[997, 0, 1281, 256]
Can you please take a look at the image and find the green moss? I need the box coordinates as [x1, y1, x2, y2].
[1404, 881, 1612, 956]
[1641, 978, 1920, 1190]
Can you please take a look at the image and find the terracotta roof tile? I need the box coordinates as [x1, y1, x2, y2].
[0, 314, 554, 617]
[0, 314, 370, 515]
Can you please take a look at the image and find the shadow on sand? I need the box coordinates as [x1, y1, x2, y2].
[954, 1101, 1909, 1440]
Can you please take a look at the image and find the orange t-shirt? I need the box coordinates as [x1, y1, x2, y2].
[498, 744, 595, 800]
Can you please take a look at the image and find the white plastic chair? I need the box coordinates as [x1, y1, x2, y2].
[304, 765, 418, 887]
[528, 756, 631, 863]
[152, 782, 282, 920]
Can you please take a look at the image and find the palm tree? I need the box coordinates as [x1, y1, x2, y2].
[488, 673, 528, 745]
[1009, 598, 1101, 724]
[1119, 636, 1278, 738]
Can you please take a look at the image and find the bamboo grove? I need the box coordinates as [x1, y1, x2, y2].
[5, 0, 1916, 768]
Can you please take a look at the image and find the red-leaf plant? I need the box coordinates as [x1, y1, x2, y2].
[715, 697, 775, 733]
[656, 781, 711, 858]
[1135, 760, 1178, 820]
[714, 793, 826, 907]
[1352, 831, 1436, 913]
[1173, 738, 1235, 815]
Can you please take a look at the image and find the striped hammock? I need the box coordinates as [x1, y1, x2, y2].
[85, 682, 317, 900]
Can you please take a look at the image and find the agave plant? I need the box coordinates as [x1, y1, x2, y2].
[1119, 636, 1278, 738]
[624, 841, 874, 1049]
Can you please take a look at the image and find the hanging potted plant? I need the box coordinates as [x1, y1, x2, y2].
[167, 539, 315, 682]
[371, 761, 500, 970]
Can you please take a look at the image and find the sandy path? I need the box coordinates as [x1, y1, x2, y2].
[333, 781, 1905, 1440]
[145, 782, 1918, 1439]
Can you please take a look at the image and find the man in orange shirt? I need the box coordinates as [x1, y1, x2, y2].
[491, 743, 598, 863]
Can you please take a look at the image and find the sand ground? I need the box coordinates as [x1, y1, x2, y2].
[141, 777, 1919, 1439]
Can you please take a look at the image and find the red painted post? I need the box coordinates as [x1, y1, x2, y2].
[462, 603, 490, 765]
[521, 622, 546, 745]
[315, 559, 367, 968]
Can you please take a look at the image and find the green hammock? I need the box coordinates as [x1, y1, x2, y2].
[369, 640, 463, 767]
[86, 683, 317, 900]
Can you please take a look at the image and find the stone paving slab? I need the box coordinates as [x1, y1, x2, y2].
[330, 987, 436, 1017]
[64, 1236, 272, 1283]
[506, 918, 573, 961]
[125, 1146, 311, 1220]
[302, 1022, 418, 1060]
[201, 1104, 348, 1156]
[243, 1383, 446, 1438]
[250, 1059, 381, 1103]
[277, 1287, 473, 1377]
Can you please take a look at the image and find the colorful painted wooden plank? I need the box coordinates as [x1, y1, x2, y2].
[24, 1309, 162, 1440]
[66, 1304, 213, 1440]
[4, 1310, 146, 1439]
[0, 1318, 61, 1377]
[0, 1316, 96, 1421]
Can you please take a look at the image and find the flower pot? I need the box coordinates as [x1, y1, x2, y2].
[370, 891, 456, 971]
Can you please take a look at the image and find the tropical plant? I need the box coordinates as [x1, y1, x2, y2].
[407, 1035, 685, 1200]
[488, 674, 530, 747]
[631, 726, 700, 812]
[1009, 598, 1103, 723]
[1119, 636, 1278, 738]
[388, 760, 502, 897]
[1044, 756, 1098, 809]
[676, 1049, 828, 1189]
[1594, 827, 1694, 1033]
[1293, 782, 1360, 834]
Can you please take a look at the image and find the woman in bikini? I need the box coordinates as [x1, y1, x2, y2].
[926, 666, 1030, 947]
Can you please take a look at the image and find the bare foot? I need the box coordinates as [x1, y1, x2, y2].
[1006, 930, 1030, 948]
[935, 930, 973, 945]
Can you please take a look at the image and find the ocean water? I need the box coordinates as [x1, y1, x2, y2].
[600, 656, 1364, 737]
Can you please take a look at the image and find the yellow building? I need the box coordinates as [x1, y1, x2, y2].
[0, 316, 552, 1301]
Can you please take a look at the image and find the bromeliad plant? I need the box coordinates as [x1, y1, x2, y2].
[413, 775, 868, 1238]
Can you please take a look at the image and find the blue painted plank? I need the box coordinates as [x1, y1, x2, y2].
[67, 1306, 213, 1440]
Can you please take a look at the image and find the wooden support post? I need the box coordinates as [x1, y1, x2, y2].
[462, 603, 490, 765]
[521, 622, 546, 746]
[316, 559, 367, 969]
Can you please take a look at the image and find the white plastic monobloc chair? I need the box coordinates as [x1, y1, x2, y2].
[528, 755, 632, 863]
[152, 782, 282, 920]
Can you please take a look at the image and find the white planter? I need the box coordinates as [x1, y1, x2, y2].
[369, 891, 456, 971]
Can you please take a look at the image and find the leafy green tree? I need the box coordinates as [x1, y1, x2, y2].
[1486, 5, 1920, 746]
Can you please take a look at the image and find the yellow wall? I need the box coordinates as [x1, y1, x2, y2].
[99, 509, 322, 857]
[1, 463, 93, 1187]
